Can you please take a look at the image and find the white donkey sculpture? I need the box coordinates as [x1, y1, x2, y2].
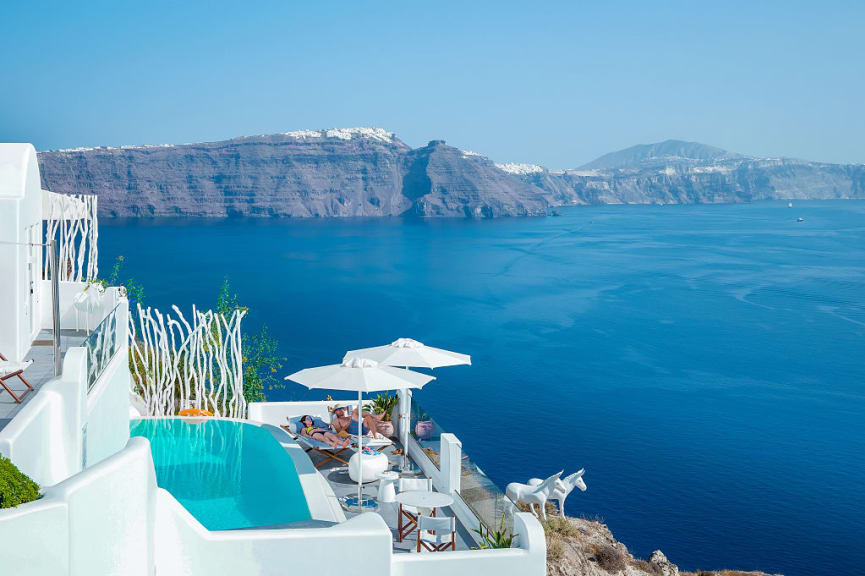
[528, 468, 586, 516]
[506, 471, 563, 520]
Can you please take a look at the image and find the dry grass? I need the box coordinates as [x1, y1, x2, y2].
[631, 559, 662, 575]
[591, 543, 627, 573]
[547, 536, 565, 562]
[542, 515, 580, 538]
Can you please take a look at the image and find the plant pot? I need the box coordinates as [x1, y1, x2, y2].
[415, 420, 433, 440]
[377, 420, 395, 438]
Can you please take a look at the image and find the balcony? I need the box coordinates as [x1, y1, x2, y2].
[0, 285, 124, 431]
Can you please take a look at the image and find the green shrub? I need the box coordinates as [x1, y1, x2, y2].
[0, 456, 40, 508]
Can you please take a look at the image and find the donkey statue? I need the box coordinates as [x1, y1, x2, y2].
[506, 470, 563, 520]
[528, 468, 586, 516]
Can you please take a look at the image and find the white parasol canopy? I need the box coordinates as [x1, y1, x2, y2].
[344, 339, 470, 472]
[285, 357, 435, 510]
[344, 337, 471, 368]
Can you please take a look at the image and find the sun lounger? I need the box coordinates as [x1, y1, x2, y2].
[0, 353, 35, 403]
[280, 416, 392, 469]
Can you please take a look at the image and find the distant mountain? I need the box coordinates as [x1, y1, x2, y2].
[37, 130, 865, 218]
[579, 139, 740, 170]
[506, 140, 865, 206]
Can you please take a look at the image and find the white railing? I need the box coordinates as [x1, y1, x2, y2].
[84, 303, 120, 390]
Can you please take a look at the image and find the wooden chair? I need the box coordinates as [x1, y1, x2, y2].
[416, 515, 456, 552]
[0, 353, 35, 403]
[397, 477, 433, 542]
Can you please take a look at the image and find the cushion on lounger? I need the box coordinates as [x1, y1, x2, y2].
[0, 359, 32, 376]
[287, 416, 330, 435]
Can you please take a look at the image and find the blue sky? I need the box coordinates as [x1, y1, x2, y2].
[1, 1, 863, 167]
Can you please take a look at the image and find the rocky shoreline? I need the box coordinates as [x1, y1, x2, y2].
[543, 515, 780, 576]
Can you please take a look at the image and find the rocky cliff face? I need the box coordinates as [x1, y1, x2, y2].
[37, 129, 547, 219]
[544, 515, 781, 576]
[37, 132, 865, 218]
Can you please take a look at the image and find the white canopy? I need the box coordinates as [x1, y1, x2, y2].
[286, 356, 435, 392]
[344, 339, 470, 473]
[344, 338, 471, 368]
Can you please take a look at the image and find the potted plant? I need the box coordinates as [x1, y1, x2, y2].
[414, 408, 434, 440]
[368, 392, 398, 438]
[472, 516, 515, 549]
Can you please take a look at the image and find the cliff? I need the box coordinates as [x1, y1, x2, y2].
[545, 514, 781, 576]
[37, 132, 865, 219]
[37, 129, 546, 219]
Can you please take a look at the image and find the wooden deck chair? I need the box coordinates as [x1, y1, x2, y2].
[281, 416, 392, 469]
[0, 353, 35, 403]
[397, 477, 434, 542]
[416, 515, 456, 552]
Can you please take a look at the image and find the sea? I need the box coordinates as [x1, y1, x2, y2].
[100, 200, 865, 576]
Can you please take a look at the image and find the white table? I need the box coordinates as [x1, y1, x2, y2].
[395, 490, 454, 510]
[396, 490, 454, 542]
[377, 471, 400, 503]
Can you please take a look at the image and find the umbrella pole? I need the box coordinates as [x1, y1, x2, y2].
[401, 381, 410, 472]
[357, 389, 363, 510]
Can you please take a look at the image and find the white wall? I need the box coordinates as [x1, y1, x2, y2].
[0, 437, 156, 576]
[0, 498, 70, 575]
[39, 281, 121, 332]
[391, 513, 546, 576]
[85, 299, 131, 467]
[0, 348, 87, 485]
[156, 496, 392, 576]
[0, 143, 43, 362]
[0, 297, 130, 486]
[58, 437, 156, 576]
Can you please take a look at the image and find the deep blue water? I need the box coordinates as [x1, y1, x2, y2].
[101, 201, 865, 575]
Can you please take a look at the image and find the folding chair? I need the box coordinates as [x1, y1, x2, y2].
[397, 477, 434, 542]
[0, 353, 35, 403]
[416, 515, 457, 552]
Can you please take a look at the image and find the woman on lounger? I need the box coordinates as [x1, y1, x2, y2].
[299, 415, 349, 448]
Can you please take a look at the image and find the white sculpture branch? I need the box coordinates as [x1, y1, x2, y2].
[129, 303, 247, 418]
[43, 193, 98, 282]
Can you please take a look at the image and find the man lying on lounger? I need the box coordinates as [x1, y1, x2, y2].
[331, 404, 385, 439]
[299, 415, 350, 448]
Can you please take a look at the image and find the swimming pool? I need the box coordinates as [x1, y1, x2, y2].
[131, 418, 311, 530]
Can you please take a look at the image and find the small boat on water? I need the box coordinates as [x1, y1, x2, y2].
[797, 217, 805, 222]
[788, 202, 793, 208]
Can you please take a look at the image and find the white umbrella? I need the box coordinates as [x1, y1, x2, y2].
[285, 357, 435, 511]
[344, 338, 471, 471]
[344, 337, 471, 369]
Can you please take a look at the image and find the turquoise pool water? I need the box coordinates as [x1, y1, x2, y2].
[131, 418, 311, 530]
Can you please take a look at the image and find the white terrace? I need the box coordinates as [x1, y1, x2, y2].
[0, 143, 546, 576]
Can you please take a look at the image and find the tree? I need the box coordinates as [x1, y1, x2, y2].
[216, 278, 284, 403]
